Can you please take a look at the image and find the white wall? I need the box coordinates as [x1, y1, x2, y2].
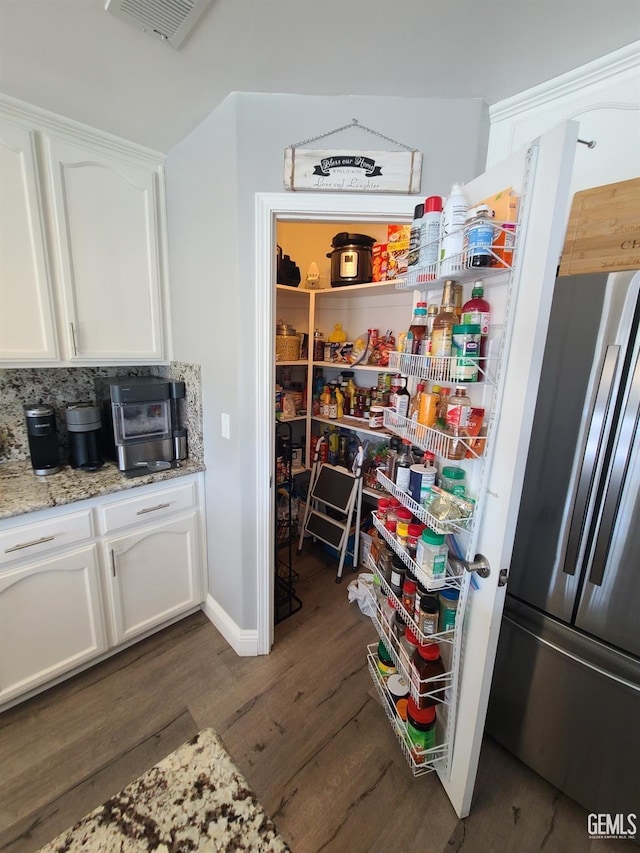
[487, 42, 640, 202]
[165, 92, 489, 637]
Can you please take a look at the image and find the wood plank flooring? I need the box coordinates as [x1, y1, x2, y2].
[0, 543, 631, 853]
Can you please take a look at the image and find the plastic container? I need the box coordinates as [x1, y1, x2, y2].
[451, 324, 481, 382]
[439, 184, 467, 276]
[440, 465, 466, 496]
[439, 588, 460, 632]
[377, 639, 397, 677]
[416, 528, 448, 589]
[464, 204, 495, 268]
[410, 641, 446, 707]
[406, 699, 437, 762]
[369, 405, 385, 429]
[409, 462, 437, 505]
[461, 282, 491, 359]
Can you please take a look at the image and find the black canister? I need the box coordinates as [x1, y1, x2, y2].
[327, 232, 376, 287]
[25, 404, 61, 475]
[66, 402, 104, 471]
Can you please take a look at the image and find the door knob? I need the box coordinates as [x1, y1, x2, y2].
[449, 553, 491, 579]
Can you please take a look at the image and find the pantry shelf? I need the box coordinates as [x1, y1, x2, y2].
[381, 409, 486, 461]
[375, 471, 475, 535]
[387, 351, 496, 386]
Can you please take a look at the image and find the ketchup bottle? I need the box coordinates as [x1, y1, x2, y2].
[461, 281, 490, 359]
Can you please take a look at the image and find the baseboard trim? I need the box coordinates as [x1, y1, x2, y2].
[202, 595, 258, 657]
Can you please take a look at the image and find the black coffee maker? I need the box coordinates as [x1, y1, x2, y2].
[24, 404, 61, 475]
[66, 402, 104, 471]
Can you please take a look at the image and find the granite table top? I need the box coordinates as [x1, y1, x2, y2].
[37, 727, 290, 853]
[0, 458, 206, 521]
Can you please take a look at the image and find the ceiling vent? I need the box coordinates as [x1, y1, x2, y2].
[105, 0, 214, 48]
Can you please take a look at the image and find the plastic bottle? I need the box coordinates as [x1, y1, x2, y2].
[385, 436, 400, 481]
[328, 386, 338, 419]
[461, 281, 491, 359]
[418, 196, 443, 276]
[394, 439, 415, 492]
[430, 280, 458, 363]
[422, 304, 439, 355]
[406, 700, 437, 762]
[439, 184, 468, 276]
[410, 641, 446, 707]
[313, 329, 325, 362]
[445, 385, 472, 459]
[416, 528, 448, 588]
[436, 386, 450, 429]
[464, 204, 496, 268]
[408, 203, 424, 267]
[409, 302, 428, 354]
[418, 386, 439, 428]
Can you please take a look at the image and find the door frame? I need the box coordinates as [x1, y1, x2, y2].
[255, 192, 418, 654]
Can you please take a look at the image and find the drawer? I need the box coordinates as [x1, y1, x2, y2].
[0, 509, 94, 567]
[100, 481, 197, 533]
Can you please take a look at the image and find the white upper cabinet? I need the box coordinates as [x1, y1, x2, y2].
[0, 100, 171, 366]
[43, 135, 166, 363]
[0, 119, 59, 362]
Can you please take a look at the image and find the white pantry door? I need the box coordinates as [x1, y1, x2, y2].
[254, 120, 578, 818]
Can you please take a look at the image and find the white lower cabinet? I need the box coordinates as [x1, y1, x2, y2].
[104, 513, 200, 644]
[0, 474, 205, 709]
[0, 545, 107, 704]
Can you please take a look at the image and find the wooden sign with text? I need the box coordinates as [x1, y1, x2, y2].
[284, 148, 422, 193]
[560, 177, 640, 276]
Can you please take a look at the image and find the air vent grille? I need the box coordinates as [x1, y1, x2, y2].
[105, 0, 213, 48]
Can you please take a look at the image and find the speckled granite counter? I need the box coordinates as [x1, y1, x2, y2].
[0, 458, 206, 521]
[37, 728, 290, 853]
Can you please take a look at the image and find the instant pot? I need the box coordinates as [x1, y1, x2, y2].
[327, 232, 375, 287]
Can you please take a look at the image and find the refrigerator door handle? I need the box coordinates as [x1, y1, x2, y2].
[587, 348, 640, 587]
[563, 344, 620, 576]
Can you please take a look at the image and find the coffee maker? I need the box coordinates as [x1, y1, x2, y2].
[24, 404, 61, 475]
[66, 402, 104, 471]
[95, 376, 187, 474]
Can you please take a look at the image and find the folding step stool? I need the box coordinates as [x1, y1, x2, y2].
[297, 435, 364, 583]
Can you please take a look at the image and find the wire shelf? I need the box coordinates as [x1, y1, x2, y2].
[374, 472, 475, 536]
[366, 646, 449, 777]
[387, 351, 495, 386]
[381, 409, 485, 462]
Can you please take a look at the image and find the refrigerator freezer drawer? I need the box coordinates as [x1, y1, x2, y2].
[486, 613, 640, 817]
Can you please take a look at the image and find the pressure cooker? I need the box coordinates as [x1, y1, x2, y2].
[327, 232, 376, 287]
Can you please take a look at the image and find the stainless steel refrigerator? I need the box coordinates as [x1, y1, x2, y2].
[486, 269, 640, 817]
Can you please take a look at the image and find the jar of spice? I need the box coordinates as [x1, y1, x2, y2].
[377, 639, 396, 678]
[401, 577, 417, 617]
[407, 523, 423, 561]
[417, 594, 439, 637]
[378, 548, 392, 585]
[439, 588, 460, 632]
[387, 498, 401, 525]
[416, 528, 448, 589]
[377, 497, 390, 523]
[402, 626, 420, 665]
[389, 555, 405, 597]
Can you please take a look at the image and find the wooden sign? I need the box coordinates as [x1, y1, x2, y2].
[559, 177, 640, 276]
[283, 147, 422, 193]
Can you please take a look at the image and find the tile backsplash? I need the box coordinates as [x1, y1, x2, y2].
[0, 363, 203, 465]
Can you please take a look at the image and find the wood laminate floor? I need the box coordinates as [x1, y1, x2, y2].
[0, 543, 632, 853]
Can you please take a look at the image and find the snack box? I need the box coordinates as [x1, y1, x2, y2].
[372, 243, 388, 282]
[387, 224, 411, 275]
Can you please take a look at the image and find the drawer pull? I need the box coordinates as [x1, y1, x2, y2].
[5, 535, 56, 553]
[136, 502, 171, 516]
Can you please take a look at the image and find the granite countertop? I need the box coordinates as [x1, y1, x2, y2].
[0, 458, 206, 521]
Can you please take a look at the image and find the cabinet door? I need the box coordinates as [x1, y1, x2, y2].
[104, 513, 200, 644]
[0, 545, 107, 704]
[0, 118, 59, 363]
[43, 134, 165, 362]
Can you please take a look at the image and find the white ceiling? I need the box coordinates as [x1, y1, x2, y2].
[1, 0, 638, 152]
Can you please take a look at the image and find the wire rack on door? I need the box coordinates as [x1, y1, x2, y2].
[275, 420, 302, 623]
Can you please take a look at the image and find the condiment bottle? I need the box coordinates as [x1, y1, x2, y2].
[461, 281, 491, 359]
[418, 385, 440, 428]
[409, 302, 428, 354]
[431, 280, 458, 363]
[394, 439, 415, 493]
[406, 699, 437, 762]
[464, 205, 495, 268]
[411, 641, 446, 708]
[391, 375, 410, 418]
[445, 385, 472, 459]
[409, 382, 425, 422]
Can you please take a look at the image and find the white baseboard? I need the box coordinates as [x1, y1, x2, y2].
[202, 594, 259, 656]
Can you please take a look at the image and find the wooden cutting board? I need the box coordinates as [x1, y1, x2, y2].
[559, 177, 640, 276]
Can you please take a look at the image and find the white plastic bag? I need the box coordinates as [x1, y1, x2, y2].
[347, 572, 376, 619]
